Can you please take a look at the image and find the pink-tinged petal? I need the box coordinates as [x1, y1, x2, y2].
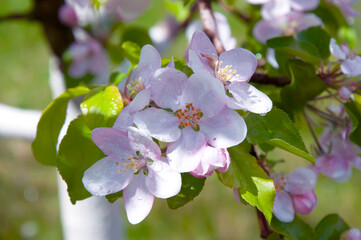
[262, 0, 291, 20]
[341, 43, 351, 56]
[218, 48, 257, 82]
[226, 82, 273, 114]
[253, 18, 284, 43]
[350, 156, 361, 170]
[330, 38, 347, 60]
[349, 228, 361, 240]
[291, 190, 317, 215]
[199, 107, 247, 148]
[290, 0, 319, 11]
[247, 0, 269, 3]
[167, 128, 207, 173]
[107, 0, 151, 21]
[191, 146, 230, 177]
[188, 49, 213, 75]
[150, 68, 187, 111]
[59, 4, 78, 27]
[113, 88, 150, 131]
[295, 13, 323, 32]
[188, 30, 218, 75]
[92, 128, 132, 156]
[167, 57, 175, 68]
[136, 44, 161, 86]
[233, 188, 242, 204]
[285, 167, 317, 195]
[123, 173, 154, 224]
[273, 191, 295, 223]
[214, 12, 237, 51]
[82, 156, 134, 196]
[183, 73, 226, 118]
[186, 20, 203, 43]
[340, 4, 360, 18]
[133, 108, 181, 142]
[341, 56, 361, 77]
[267, 48, 279, 69]
[146, 159, 182, 198]
[338, 86, 352, 101]
[127, 126, 161, 160]
[315, 155, 352, 183]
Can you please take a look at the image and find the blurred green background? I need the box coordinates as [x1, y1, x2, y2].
[1, 0, 361, 239]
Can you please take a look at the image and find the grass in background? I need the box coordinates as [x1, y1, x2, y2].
[0, 0, 361, 239]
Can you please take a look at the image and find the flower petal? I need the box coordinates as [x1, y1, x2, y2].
[183, 73, 226, 118]
[329, 38, 347, 60]
[253, 18, 284, 43]
[290, 0, 319, 11]
[136, 44, 161, 86]
[315, 154, 352, 183]
[123, 173, 154, 224]
[167, 128, 207, 173]
[191, 146, 230, 177]
[218, 48, 257, 82]
[273, 191, 295, 223]
[82, 156, 134, 196]
[133, 107, 181, 142]
[108, 0, 151, 21]
[188, 30, 218, 75]
[150, 68, 188, 111]
[113, 88, 150, 131]
[341, 56, 361, 77]
[199, 107, 247, 148]
[285, 167, 317, 195]
[226, 82, 273, 114]
[291, 190, 317, 215]
[91, 128, 132, 155]
[214, 12, 237, 51]
[261, 0, 291, 20]
[127, 126, 161, 160]
[146, 159, 182, 198]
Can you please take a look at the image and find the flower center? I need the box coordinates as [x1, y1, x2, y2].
[215, 60, 240, 85]
[127, 77, 145, 93]
[282, 21, 298, 36]
[114, 154, 150, 174]
[176, 103, 202, 130]
[274, 175, 289, 192]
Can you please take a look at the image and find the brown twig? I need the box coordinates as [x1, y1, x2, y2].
[197, 0, 225, 54]
[218, 0, 251, 23]
[250, 73, 291, 87]
[257, 209, 274, 238]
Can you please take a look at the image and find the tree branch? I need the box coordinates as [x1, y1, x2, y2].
[250, 73, 291, 87]
[0, 13, 34, 22]
[197, 0, 225, 54]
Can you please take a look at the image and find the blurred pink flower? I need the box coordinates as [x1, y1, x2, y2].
[58, 4, 78, 27]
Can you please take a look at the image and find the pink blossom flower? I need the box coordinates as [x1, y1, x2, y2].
[313, 120, 361, 182]
[83, 126, 181, 224]
[273, 167, 318, 222]
[349, 228, 361, 240]
[253, 12, 323, 43]
[247, 0, 320, 20]
[68, 38, 107, 78]
[188, 31, 272, 115]
[329, 38, 361, 77]
[133, 69, 247, 173]
[58, 4, 78, 27]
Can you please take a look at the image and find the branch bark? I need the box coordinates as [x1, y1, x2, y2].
[197, 0, 225, 54]
[250, 73, 291, 87]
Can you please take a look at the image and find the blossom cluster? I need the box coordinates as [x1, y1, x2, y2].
[81, 31, 272, 224]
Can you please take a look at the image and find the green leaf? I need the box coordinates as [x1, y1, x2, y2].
[122, 26, 152, 47]
[167, 173, 206, 209]
[245, 107, 316, 163]
[338, 26, 357, 48]
[267, 233, 282, 240]
[217, 146, 275, 222]
[315, 214, 349, 240]
[281, 60, 326, 112]
[32, 86, 90, 166]
[271, 215, 315, 240]
[80, 85, 123, 129]
[183, 0, 196, 6]
[297, 27, 331, 59]
[344, 94, 361, 148]
[311, 2, 346, 36]
[106, 191, 123, 204]
[122, 41, 141, 65]
[164, 0, 190, 22]
[57, 115, 105, 204]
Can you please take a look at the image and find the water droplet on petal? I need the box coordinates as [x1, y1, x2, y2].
[137, 196, 142, 200]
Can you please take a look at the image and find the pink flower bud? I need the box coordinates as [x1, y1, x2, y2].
[291, 190, 317, 215]
[349, 228, 361, 240]
[58, 4, 78, 27]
